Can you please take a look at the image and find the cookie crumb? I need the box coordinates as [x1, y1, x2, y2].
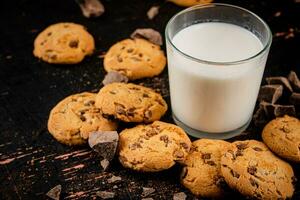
[142, 187, 155, 197]
[102, 71, 129, 85]
[147, 6, 160, 20]
[96, 191, 115, 199]
[173, 192, 187, 200]
[107, 175, 122, 183]
[88, 131, 119, 162]
[131, 28, 163, 46]
[76, 0, 105, 18]
[46, 185, 61, 200]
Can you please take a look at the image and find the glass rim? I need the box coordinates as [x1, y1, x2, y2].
[165, 3, 272, 66]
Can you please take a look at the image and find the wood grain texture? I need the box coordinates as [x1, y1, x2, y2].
[0, 0, 299, 199]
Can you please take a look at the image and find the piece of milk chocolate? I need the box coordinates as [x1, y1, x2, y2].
[130, 28, 163, 46]
[266, 76, 293, 92]
[102, 71, 129, 85]
[76, 0, 105, 18]
[258, 85, 283, 104]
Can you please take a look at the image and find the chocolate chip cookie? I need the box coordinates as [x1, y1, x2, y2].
[95, 83, 167, 123]
[221, 140, 295, 199]
[262, 115, 300, 162]
[118, 121, 191, 172]
[48, 92, 117, 145]
[104, 38, 166, 80]
[181, 139, 230, 198]
[34, 22, 95, 64]
[168, 0, 213, 7]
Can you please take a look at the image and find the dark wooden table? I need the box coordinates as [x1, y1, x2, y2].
[1, 0, 300, 199]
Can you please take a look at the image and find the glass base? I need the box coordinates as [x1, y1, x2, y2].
[172, 113, 251, 139]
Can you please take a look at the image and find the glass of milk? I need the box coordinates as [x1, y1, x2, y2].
[165, 3, 272, 139]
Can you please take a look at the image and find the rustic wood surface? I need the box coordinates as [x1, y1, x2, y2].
[0, 0, 300, 199]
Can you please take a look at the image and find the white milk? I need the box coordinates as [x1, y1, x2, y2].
[168, 22, 268, 133]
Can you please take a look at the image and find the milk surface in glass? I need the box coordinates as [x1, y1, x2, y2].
[168, 22, 267, 133]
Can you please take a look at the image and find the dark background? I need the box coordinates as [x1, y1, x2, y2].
[0, 0, 300, 199]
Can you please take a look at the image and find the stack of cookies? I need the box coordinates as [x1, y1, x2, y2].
[38, 22, 299, 199]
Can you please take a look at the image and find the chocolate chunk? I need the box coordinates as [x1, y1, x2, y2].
[266, 76, 293, 92]
[206, 161, 216, 166]
[142, 187, 155, 197]
[180, 142, 189, 150]
[173, 192, 187, 200]
[201, 153, 211, 159]
[260, 102, 296, 117]
[96, 191, 115, 199]
[236, 143, 248, 150]
[75, 0, 105, 18]
[253, 105, 268, 127]
[102, 71, 129, 85]
[247, 166, 257, 175]
[142, 198, 154, 200]
[100, 159, 110, 171]
[258, 85, 283, 104]
[130, 28, 163, 46]
[230, 170, 240, 178]
[288, 71, 300, 92]
[46, 185, 61, 200]
[107, 175, 122, 183]
[289, 93, 300, 105]
[69, 40, 79, 48]
[249, 178, 259, 188]
[253, 147, 263, 151]
[88, 131, 119, 162]
[147, 6, 159, 20]
[173, 150, 184, 159]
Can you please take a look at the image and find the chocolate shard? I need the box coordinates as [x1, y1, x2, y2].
[102, 71, 129, 85]
[107, 175, 122, 183]
[88, 131, 119, 162]
[75, 0, 105, 18]
[173, 192, 187, 200]
[46, 185, 61, 200]
[142, 187, 155, 197]
[289, 93, 300, 105]
[96, 191, 115, 199]
[260, 102, 296, 117]
[253, 105, 268, 127]
[266, 76, 293, 92]
[100, 159, 110, 171]
[258, 85, 283, 104]
[130, 28, 163, 46]
[147, 6, 160, 20]
[288, 71, 300, 92]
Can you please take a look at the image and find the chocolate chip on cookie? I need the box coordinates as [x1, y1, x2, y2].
[118, 121, 191, 172]
[262, 115, 300, 162]
[221, 140, 295, 199]
[181, 139, 230, 198]
[95, 83, 167, 123]
[104, 38, 166, 80]
[48, 92, 117, 145]
[34, 22, 95, 64]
